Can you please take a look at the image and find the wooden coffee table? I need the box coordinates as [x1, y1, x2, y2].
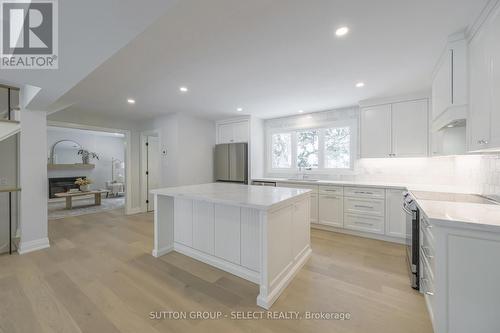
[54, 190, 109, 209]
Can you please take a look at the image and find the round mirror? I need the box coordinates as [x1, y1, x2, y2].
[50, 140, 82, 164]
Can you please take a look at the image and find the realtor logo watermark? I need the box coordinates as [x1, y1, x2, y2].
[0, 0, 58, 69]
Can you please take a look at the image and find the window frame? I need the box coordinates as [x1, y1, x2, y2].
[266, 119, 357, 174]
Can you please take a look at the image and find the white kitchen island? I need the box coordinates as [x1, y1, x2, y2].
[151, 183, 312, 309]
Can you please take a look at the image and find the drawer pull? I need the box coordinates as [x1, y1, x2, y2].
[354, 205, 373, 209]
[421, 246, 434, 259]
[354, 191, 374, 195]
[354, 221, 374, 226]
[324, 196, 339, 199]
[420, 278, 434, 296]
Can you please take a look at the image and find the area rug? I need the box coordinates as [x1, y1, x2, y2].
[48, 196, 125, 220]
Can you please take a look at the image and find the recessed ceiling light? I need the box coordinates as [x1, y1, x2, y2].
[236, 107, 243, 112]
[179, 86, 189, 92]
[298, 110, 304, 113]
[355, 82, 365, 88]
[335, 26, 349, 37]
[447, 124, 454, 128]
[127, 99, 135, 104]
[307, 115, 313, 119]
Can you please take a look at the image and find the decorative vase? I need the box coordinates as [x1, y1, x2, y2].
[80, 184, 89, 192]
[82, 155, 89, 164]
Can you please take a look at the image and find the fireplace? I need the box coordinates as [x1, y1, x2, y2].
[48, 176, 86, 198]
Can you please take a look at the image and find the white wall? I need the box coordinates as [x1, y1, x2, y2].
[47, 128, 125, 191]
[19, 110, 49, 254]
[144, 113, 215, 188]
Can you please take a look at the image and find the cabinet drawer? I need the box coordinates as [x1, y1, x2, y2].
[344, 197, 384, 217]
[344, 213, 384, 234]
[319, 185, 343, 195]
[344, 187, 385, 199]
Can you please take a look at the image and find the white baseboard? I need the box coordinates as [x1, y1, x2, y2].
[174, 243, 260, 283]
[311, 224, 406, 244]
[257, 246, 312, 309]
[18, 237, 50, 254]
[126, 207, 142, 215]
[152, 246, 173, 257]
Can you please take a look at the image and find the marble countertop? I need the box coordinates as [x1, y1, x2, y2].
[252, 177, 478, 193]
[415, 199, 500, 232]
[151, 182, 310, 210]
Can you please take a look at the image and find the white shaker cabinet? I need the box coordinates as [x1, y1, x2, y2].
[360, 99, 428, 158]
[385, 189, 406, 238]
[318, 194, 343, 228]
[360, 104, 392, 158]
[392, 100, 429, 157]
[217, 120, 249, 144]
[468, 3, 500, 151]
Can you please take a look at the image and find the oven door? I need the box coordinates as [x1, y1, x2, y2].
[403, 197, 419, 289]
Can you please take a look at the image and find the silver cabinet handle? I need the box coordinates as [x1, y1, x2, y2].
[354, 221, 374, 226]
[421, 246, 434, 259]
[354, 191, 374, 195]
[323, 189, 338, 192]
[354, 205, 374, 209]
[324, 195, 339, 199]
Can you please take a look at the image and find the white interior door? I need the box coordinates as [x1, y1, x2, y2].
[147, 136, 160, 211]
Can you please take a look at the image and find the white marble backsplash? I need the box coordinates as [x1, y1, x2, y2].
[266, 154, 500, 196]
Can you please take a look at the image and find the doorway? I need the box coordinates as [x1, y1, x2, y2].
[141, 131, 161, 212]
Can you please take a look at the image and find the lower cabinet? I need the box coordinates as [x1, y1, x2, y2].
[277, 182, 406, 242]
[385, 189, 406, 238]
[318, 194, 343, 227]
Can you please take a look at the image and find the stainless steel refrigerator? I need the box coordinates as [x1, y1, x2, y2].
[214, 143, 248, 183]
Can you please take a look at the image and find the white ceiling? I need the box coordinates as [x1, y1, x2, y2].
[52, 0, 488, 120]
[0, 0, 179, 110]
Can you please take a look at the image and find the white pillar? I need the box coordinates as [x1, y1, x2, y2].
[18, 109, 49, 254]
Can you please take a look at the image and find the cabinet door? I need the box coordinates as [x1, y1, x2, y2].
[360, 104, 392, 158]
[174, 198, 193, 247]
[468, 26, 492, 151]
[392, 99, 428, 157]
[318, 194, 343, 228]
[310, 193, 318, 224]
[218, 123, 234, 144]
[488, 7, 500, 148]
[231, 121, 250, 143]
[214, 204, 241, 264]
[192, 201, 215, 255]
[385, 189, 406, 238]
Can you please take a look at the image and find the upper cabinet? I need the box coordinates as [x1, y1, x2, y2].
[216, 119, 250, 144]
[468, 2, 500, 151]
[360, 98, 429, 158]
[431, 34, 468, 131]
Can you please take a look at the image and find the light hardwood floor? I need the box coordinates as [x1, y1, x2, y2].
[0, 209, 433, 333]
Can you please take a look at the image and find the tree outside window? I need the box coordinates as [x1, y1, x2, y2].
[271, 133, 291, 168]
[325, 127, 350, 168]
[296, 130, 319, 168]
